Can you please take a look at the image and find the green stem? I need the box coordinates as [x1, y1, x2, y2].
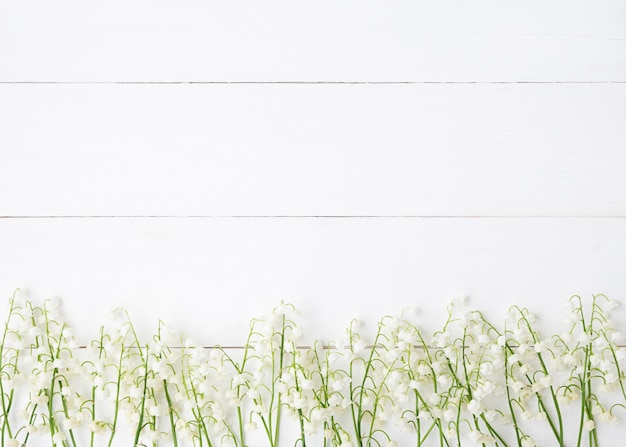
[133, 345, 149, 447]
[107, 344, 124, 447]
[503, 342, 522, 447]
[163, 380, 179, 447]
[0, 295, 18, 441]
[576, 374, 585, 447]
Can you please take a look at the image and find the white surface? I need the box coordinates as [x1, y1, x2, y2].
[0, 0, 625, 82]
[0, 1, 625, 443]
[1, 217, 624, 346]
[1, 83, 625, 216]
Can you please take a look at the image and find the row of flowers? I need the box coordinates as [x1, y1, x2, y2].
[0, 292, 624, 447]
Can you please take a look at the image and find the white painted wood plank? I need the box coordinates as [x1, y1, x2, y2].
[0, 0, 624, 82]
[1, 217, 624, 346]
[1, 83, 624, 216]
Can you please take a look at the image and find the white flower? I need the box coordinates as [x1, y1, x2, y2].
[232, 373, 247, 386]
[584, 419, 596, 431]
[578, 332, 592, 345]
[518, 343, 530, 354]
[329, 378, 344, 392]
[430, 407, 442, 419]
[480, 362, 493, 376]
[484, 410, 496, 422]
[300, 378, 314, 390]
[468, 399, 481, 415]
[468, 430, 491, 444]
[53, 432, 66, 444]
[598, 411, 618, 425]
[64, 416, 82, 430]
[244, 421, 258, 431]
[511, 381, 524, 394]
[445, 427, 457, 439]
[89, 420, 107, 433]
[601, 372, 618, 390]
[443, 408, 456, 421]
[606, 299, 619, 311]
[252, 403, 266, 415]
[499, 413, 513, 425]
[476, 333, 489, 344]
[531, 381, 543, 393]
[589, 353, 602, 367]
[450, 296, 468, 308]
[33, 394, 49, 406]
[562, 353, 577, 366]
[416, 364, 430, 375]
[432, 332, 449, 348]
[292, 326, 304, 339]
[519, 387, 533, 401]
[147, 404, 166, 417]
[558, 389, 579, 405]
[28, 326, 42, 337]
[128, 385, 142, 399]
[352, 340, 367, 356]
[480, 380, 495, 396]
[539, 375, 553, 388]
[436, 375, 451, 388]
[141, 429, 161, 443]
[292, 395, 306, 410]
[247, 388, 260, 399]
[427, 393, 439, 405]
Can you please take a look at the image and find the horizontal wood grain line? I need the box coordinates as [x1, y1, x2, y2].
[2, 81, 625, 85]
[58, 344, 626, 350]
[2, 215, 626, 220]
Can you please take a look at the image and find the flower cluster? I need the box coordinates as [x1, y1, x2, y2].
[0, 292, 624, 447]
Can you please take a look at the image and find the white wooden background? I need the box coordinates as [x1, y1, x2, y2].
[1, 0, 626, 444]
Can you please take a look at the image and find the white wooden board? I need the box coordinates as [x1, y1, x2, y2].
[1, 217, 624, 346]
[1, 1, 625, 443]
[1, 83, 625, 217]
[0, 0, 625, 82]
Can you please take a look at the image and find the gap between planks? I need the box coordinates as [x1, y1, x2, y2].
[1, 81, 625, 85]
[1, 215, 626, 220]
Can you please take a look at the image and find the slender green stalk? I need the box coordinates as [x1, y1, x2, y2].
[106, 342, 124, 447]
[163, 380, 179, 447]
[133, 345, 149, 447]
